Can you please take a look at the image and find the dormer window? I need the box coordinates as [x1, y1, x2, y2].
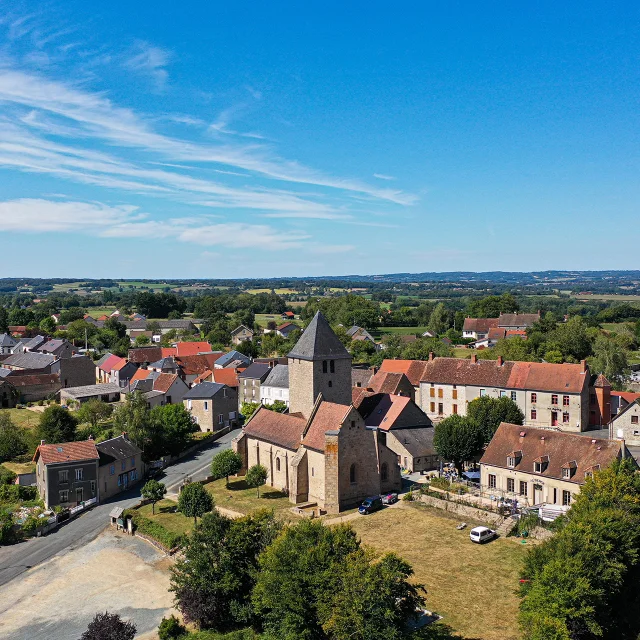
[561, 460, 577, 479]
[507, 456, 516, 468]
[533, 455, 549, 474]
[507, 451, 522, 468]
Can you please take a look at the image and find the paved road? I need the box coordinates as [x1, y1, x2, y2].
[0, 428, 240, 587]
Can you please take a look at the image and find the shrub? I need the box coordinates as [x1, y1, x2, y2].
[126, 510, 184, 550]
[0, 484, 37, 503]
[429, 476, 452, 491]
[0, 512, 15, 545]
[0, 466, 17, 486]
[158, 615, 186, 639]
[21, 514, 42, 535]
[402, 490, 414, 502]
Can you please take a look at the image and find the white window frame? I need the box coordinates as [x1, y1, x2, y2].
[218, 414, 224, 425]
[75, 468, 83, 481]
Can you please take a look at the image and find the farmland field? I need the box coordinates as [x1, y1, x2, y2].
[573, 294, 640, 302]
[0, 408, 41, 430]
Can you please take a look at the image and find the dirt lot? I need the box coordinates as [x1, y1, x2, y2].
[0, 529, 176, 640]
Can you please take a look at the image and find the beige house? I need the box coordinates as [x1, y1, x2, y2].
[480, 422, 631, 508]
[183, 382, 239, 433]
[417, 355, 591, 431]
[96, 434, 143, 499]
[609, 399, 640, 445]
[234, 312, 401, 513]
[231, 325, 255, 345]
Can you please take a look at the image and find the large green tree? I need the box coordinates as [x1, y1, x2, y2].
[211, 449, 243, 488]
[432, 415, 484, 476]
[0, 413, 28, 462]
[590, 334, 629, 388]
[149, 403, 198, 458]
[245, 464, 268, 498]
[76, 399, 114, 430]
[36, 405, 78, 444]
[467, 396, 524, 443]
[113, 392, 153, 458]
[141, 479, 167, 515]
[178, 482, 213, 525]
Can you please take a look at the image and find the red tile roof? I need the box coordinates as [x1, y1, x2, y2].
[7, 374, 59, 387]
[301, 401, 350, 451]
[176, 353, 224, 376]
[243, 407, 306, 450]
[612, 391, 640, 404]
[487, 327, 507, 340]
[211, 368, 239, 387]
[193, 369, 213, 384]
[506, 330, 527, 338]
[34, 440, 99, 465]
[463, 318, 499, 333]
[161, 347, 178, 358]
[99, 354, 123, 373]
[130, 368, 151, 383]
[366, 370, 411, 396]
[153, 373, 178, 394]
[480, 423, 624, 484]
[379, 360, 428, 386]
[174, 342, 213, 357]
[362, 394, 412, 431]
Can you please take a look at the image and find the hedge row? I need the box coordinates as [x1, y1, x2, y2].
[0, 485, 37, 502]
[125, 510, 184, 550]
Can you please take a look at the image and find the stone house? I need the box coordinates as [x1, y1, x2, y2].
[37, 339, 74, 359]
[0, 333, 17, 355]
[231, 325, 255, 345]
[609, 399, 640, 445]
[95, 353, 137, 387]
[480, 422, 632, 508]
[378, 359, 428, 406]
[34, 440, 100, 508]
[418, 354, 592, 431]
[234, 311, 402, 513]
[56, 355, 99, 388]
[260, 364, 289, 407]
[0, 379, 17, 408]
[96, 434, 143, 499]
[7, 373, 62, 403]
[60, 383, 122, 406]
[238, 362, 272, 407]
[183, 382, 239, 433]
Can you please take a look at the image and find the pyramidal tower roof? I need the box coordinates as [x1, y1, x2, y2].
[287, 311, 352, 362]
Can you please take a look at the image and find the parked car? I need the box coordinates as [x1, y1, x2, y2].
[381, 493, 398, 505]
[469, 526, 496, 544]
[359, 496, 383, 515]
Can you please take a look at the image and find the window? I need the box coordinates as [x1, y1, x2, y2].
[109, 464, 115, 476]
[131, 457, 135, 468]
[430, 402, 435, 413]
[507, 478, 515, 493]
[350, 463, 357, 484]
[381, 462, 388, 482]
[500, 390, 506, 398]
[531, 409, 537, 420]
[437, 388, 443, 398]
[452, 389, 458, 400]
[328, 381, 332, 387]
[480, 389, 486, 397]
[531, 393, 537, 403]
[511, 391, 517, 402]
[218, 414, 224, 425]
[75, 468, 83, 481]
[59, 490, 68, 503]
[322, 360, 328, 373]
[330, 360, 335, 373]
[507, 456, 516, 468]
[562, 467, 571, 479]
[276, 458, 281, 472]
[563, 395, 570, 406]
[488, 474, 496, 489]
[204, 401, 208, 411]
[438, 403, 443, 415]
[632, 415, 639, 425]
[90, 480, 96, 495]
[551, 394, 558, 405]
[452, 404, 458, 415]
[563, 412, 570, 423]
[350, 420, 356, 429]
[562, 490, 571, 506]
[590, 393, 596, 405]
[519, 481, 528, 497]
[121, 461, 126, 471]
[58, 470, 68, 483]
[430, 387, 435, 398]
[311, 467, 314, 477]
[187, 400, 192, 410]
[553, 488, 557, 504]
[534, 462, 542, 473]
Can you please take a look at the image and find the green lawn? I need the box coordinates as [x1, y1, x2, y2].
[452, 347, 481, 359]
[0, 408, 40, 430]
[205, 477, 291, 516]
[1, 461, 36, 475]
[137, 499, 194, 536]
[375, 326, 429, 336]
[350, 502, 527, 640]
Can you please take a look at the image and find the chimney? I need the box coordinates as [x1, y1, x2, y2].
[621, 439, 626, 459]
[88, 434, 94, 441]
[471, 354, 477, 364]
[497, 356, 503, 366]
[122, 431, 128, 440]
[40, 439, 45, 445]
[429, 351, 434, 361]
[581, 359, 587, 373]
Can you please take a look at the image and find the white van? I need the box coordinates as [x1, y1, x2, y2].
[469, 526, 496, 544]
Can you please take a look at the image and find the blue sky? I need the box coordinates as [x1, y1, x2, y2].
[0, 1, 639, 278]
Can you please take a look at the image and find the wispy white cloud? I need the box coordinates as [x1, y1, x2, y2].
[373, 173, 396, 181]
[123, 41, 171, 90]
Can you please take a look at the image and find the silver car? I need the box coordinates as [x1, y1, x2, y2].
[469, 526, 496, 544]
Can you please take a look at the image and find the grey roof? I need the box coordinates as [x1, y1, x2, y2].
[130, 379, 153, 393]
[238, 362, 271, 380]
[143, 390, 165, 399]
[287, 311, 352, 362]
[96, 435, 142, 464]
[0, 368, 11, 378]
[149, 357, 177, 369]
[60, 383, 122, 399]
[38, 339, 69, 353]
[0, 334, 17, 348]
[122, 319, 197, 330]
[183, 382, 226, 399]
[215, 350, 251, 368]
[23, 335, 47, 350]
[96, 352, 114, 367]
[391, 427, 436, 457]
[262, 364, 289, 389]
[2, 352, 56, 370]
[231, 324, 254, 335]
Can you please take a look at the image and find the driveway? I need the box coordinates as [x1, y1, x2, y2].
[0, 529, 175, 640]
[0, 429, 240, 587]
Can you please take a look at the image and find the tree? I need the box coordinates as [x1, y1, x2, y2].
[467, 396, 524, 443]
[171, 510, 281, 630]
[113, 392, 153, 459]
[36, 405, 78, 444]
[0, 413, 28, 462]
[211, 449, 243, 488]
[0, 306, 8, 334]
[134, 335, 150, 346]
[80, 611, 136, 640]
[149, 403, 198, 458]
[158, 615, 186, 640]
[240, 402, 261, 420]
[39, 316, 57, 334]
[591, 334, 629, 388]
[433, 415, 484, 476]
[245, 464, 268, 498]
[428, 303, 450, 336]
[76, 399, 113, 430]
[267, 400, 288, 413]
[178, 482, 213, 524]
[141, 479, 167, 515]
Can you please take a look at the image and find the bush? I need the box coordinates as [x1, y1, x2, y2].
[0, 512, 15, 545]
[403, 490, 415, 502]
[158, 615, 186, 639]
[429, 477, 452, 491]
[0, 484, 37, 503]
[126, 510, 184, 550]
[0, 466, 17, 486]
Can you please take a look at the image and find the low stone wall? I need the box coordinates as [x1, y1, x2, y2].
[418, 494, 506, 527]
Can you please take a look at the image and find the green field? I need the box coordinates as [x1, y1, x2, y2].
[246, 288, 300, 295]
[0, 408, 41, 430]
[377, 326, 429, 335]
[573, 294, 640, 302]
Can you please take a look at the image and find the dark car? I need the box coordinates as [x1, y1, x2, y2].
[359, 496, 383, 515]
[381, 493, 398, 505]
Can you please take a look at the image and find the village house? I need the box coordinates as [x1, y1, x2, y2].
[238, 362, 272, 407]
[609, 399, 640, 446]
[34, 440, 100, 509]
[213, 350, 252, 369]
[276, 322, 299, 339]
[234, 312, 401, 513]
[0, 333, 17, 355]
[351, 366, 376, 389]
[462, 312, 541, 340]
[60, 383, 122, 406]
[96, 434, 143, 499]
[260, 363, 289, 407]
[281, 311, 295, 320]
[129, 371, 189, 407]
[36, 339, 74, 359]
[183, 382, 239, 433]
[231, 325, 255, 345]
[480, 422, 632, 508]
[378, 359, 429, 406]
[95, 353, 138, 387]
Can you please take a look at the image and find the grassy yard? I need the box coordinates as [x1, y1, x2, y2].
[137, 499, 194, 536]
[2, 461, 36, 475]
[350, 503, 527, 640]
[452, 347, 481, 359]
[205, 477, 291, 517]
[0, 408, 41, 430]
[376, 326, 429, 336]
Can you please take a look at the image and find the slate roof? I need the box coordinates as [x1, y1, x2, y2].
[23, 335, 47, 350]
[391, 427, 436, 457]
[2, 352, 56, 370]
[149, 357, 177, 369]
[262, 364, 289, 388]
[243, 407, 306, 450]
[238, 362, 271, 380]
[231, 325, 254, 336]
[498, 313, 540, 328]
[61, 383, 122, 399]
[480, 422, 627, 484]
[34, 440, 99, 465]
[37, 339, 69, 353]
[96, 434, 142, 464]
[214, 350, 251, 368]
[183, 382, 226, 399]
[287, 311, 351, 362]
[0, 333, 17, 348]
[301, 401, 350, 451]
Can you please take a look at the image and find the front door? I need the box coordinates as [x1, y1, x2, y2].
[76, 487, 84, 504]
[551, 411, 558, 426]
[533, 484, 543, 505]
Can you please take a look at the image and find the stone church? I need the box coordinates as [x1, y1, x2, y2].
[233, 311, 402, 513]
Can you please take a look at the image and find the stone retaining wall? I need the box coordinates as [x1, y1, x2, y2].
[418, 494, 506, 527]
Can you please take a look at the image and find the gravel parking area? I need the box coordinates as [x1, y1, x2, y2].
[0, 529, 176, 640]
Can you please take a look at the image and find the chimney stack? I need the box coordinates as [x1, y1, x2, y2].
[497, 356, 503, 366]
[429, 351, 434, 362]
[581, 359, 587, 373]
[40, 439, 45, 446]
[471, 354, 478, 364]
